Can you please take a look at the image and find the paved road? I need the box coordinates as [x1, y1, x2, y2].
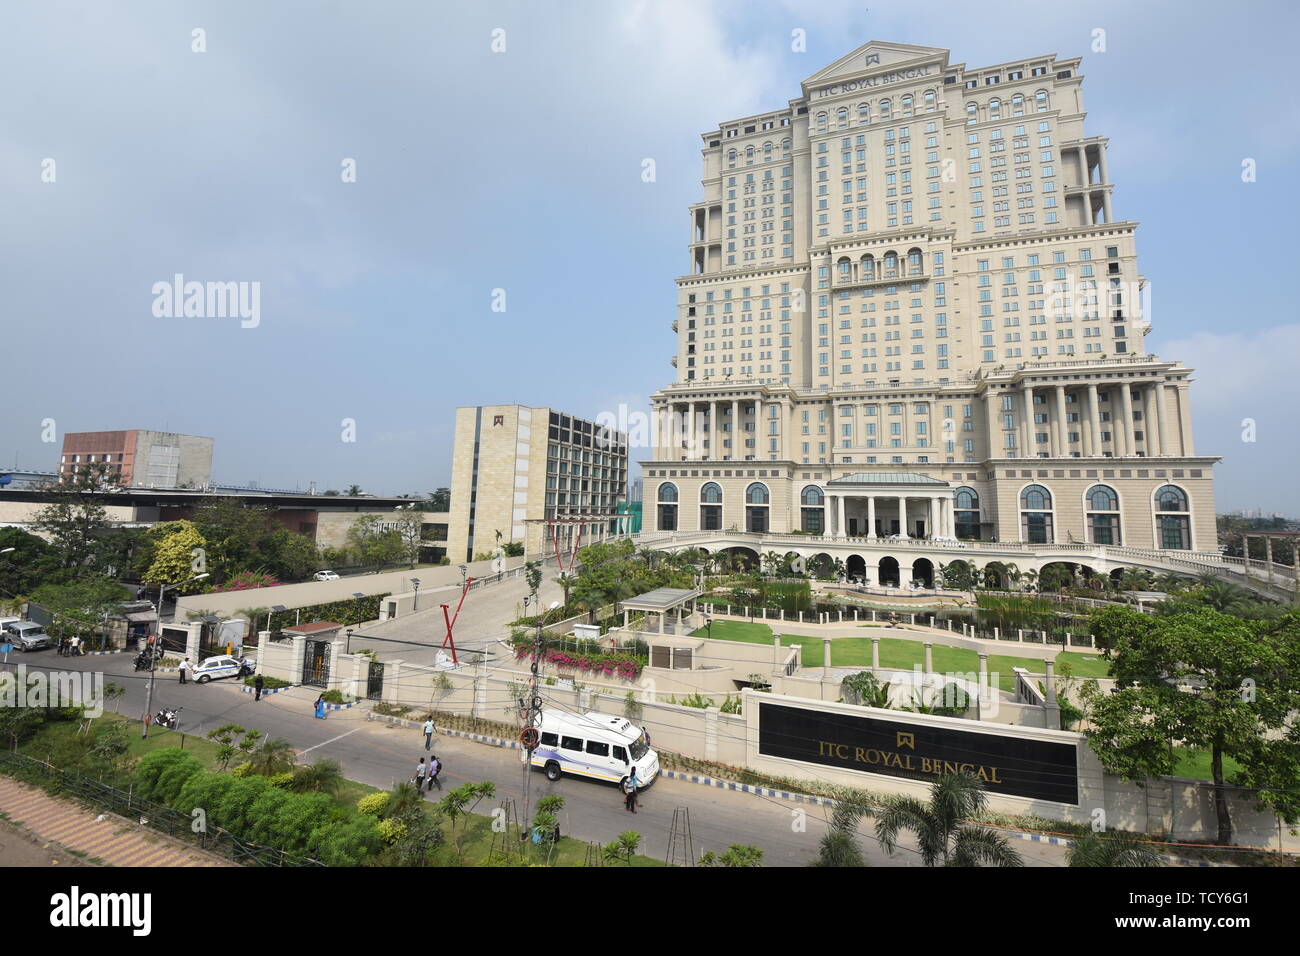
[8, 651, 1073, 867]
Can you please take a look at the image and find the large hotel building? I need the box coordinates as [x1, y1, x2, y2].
[645, 42, 1217, 552]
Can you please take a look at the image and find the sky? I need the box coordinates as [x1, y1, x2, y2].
[1, 0, 1297, 513]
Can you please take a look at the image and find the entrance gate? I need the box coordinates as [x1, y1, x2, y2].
[366, 660, 385, 700]
[302, 640, 330, 688]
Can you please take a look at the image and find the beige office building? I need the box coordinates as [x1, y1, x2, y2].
[447, 405, 630, 563]
[644, 41, 1217, 552]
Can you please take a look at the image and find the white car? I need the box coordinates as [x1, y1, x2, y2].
[193, 655, 250, 683]
[314, 570, 341, 581]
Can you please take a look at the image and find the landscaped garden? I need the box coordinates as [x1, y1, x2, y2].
[691, 619, 1111, 692]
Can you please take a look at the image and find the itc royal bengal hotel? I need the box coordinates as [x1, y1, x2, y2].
[643, 41, 1218, 562]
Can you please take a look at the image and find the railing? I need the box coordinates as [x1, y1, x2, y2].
[0, 751, 324, 867]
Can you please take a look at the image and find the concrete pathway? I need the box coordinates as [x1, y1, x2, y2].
[0, 776, 232, 868]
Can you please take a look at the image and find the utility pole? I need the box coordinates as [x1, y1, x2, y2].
[519, 593, 557, 841]
[143, 573, 207, 739]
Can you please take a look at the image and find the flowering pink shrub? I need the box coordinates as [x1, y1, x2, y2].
[212, 571, 281, 593]
[514, 644, 643, 681]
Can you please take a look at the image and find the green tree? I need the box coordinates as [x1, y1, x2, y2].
[811, 786, 875, 867]
[143, 521, 208, 591]
[0, 528, 62, 598]
[603, 830, 642, 865]
[31, 577, 133, 645]
[346, 515, 405, 569]
[247, 737, 297, 776]
[1087, 605, 1300, 845]
[875, 773, 1023, 867]
[30, 464, 117, 576]
[699, 844, 764, 867]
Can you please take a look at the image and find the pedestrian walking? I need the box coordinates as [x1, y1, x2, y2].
[69, 635, 81, 656]
[178, 657, 191, 684]
[253, 673, 265, 702]
[314, 694, 327, 719]
[428, 755, 442, 791]
[423, 717, 434, 750]
[414, 757, 427, 797]
[622, 767, 639, 813]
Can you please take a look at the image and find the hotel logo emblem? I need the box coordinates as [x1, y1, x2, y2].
[896, 732, 915, 750]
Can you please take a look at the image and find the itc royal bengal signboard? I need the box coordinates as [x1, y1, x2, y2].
[758, 702, 1080, 804]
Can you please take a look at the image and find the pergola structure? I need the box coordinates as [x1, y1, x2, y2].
[822, 472, 955, 539]
[1236, 531, 1300, 590]
[621, 586, 701, 635]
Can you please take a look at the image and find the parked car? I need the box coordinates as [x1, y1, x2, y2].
[192, 655, 248, 683]
[313, 570, 341, 581]
[3, 621, 52, 652]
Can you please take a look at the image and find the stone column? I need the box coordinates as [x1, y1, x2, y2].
[1176, 383, 1195, 455]
[1054, 385, 1068, 457]
[1153, 382, 1169, 458]
[822, 638, 832, 679]
[923, 642, 933, 674]
[730, 398, 739, 459]
[709, 400, 718, 458]
[1119, 385, 1136, 458]
[929, 497, 939, 539]
[898, 496, 908, 537]
[754, 397, 764, 456]
[1021, 384, 1034, 456]
[871, 637, 880, 672]
[838, 495, 847, 537]
[1044, 659, 1061, 730]
[1098, 146, 1113, 221]
[1077, 145, 1089, 187]
[1081, 385, 1096, 457]
[984, 390, 1001, 458]
[867, 496, 877, 539]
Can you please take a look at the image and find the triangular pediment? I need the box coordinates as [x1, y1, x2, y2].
[804, 41, 949, 90]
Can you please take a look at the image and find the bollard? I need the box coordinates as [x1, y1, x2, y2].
[1017, 629, 1024, 643]
[993, 626, 999, 640]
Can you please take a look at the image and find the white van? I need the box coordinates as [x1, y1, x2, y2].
[533, 710, 659, 789]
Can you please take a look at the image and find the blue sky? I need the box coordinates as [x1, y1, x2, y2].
[1, 0, 1296, 513]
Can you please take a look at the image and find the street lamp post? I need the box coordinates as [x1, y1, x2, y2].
[143, 572, 208, 739]
[411, 578, 421, 611]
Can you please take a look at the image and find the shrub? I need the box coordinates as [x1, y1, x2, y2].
[377, 817, 407, 845]
[268, 772, 296, 789]
[134, 749, 199, 801]
[357, 792, 389, 816]
[231, 762, 254, 778]
[244, 676, 291, 689]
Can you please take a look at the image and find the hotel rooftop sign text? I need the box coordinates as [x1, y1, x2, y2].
[813, 63, 933, 98]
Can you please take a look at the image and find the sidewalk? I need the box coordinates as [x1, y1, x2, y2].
[0, 776, 233, 867]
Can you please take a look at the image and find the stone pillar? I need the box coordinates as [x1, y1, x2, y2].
[929, 497, 939, 538]
[823, 638, 832, 679]
[867, 496, 876, 538]
[978, 653, 989, 718]
[923, 642, 933, 675]
[730, 399, 739, 459]
[683, 402, 695, 459]
[1154, 382, 1170, 458]
[1054, 385, 1068, 457]
[754, 397, 764, 457]
[871, 637, 880, 672]
[1086, 383, 1100, 457]
[1119, 384, 1135, 458]
[1044, 659, 1061, 730]
[838, 495, 847, 537]
[1176, 383, 1195, 455]
[898, 496, 908, 537]
[1021, 384, 1035, 455]
[709, 400, 718, 457]
[984, 390, 1001, 459]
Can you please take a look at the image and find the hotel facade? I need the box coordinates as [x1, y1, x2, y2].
[643, 42, 1217, 557]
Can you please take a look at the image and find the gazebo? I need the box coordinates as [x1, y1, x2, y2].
[621, 587, 701, 635]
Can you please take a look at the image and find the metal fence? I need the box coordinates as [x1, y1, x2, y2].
[0, 750, 324, 867]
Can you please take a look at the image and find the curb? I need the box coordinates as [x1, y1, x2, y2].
[238, 684, 360, 708]
[998, 828, 1228, 868]
[366, 712, 523, 748]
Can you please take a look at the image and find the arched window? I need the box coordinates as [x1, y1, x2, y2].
[883, 251, 899, 278]
[837, 107, 849, 127]
[727, 150, 737, 168]
[745, 482, 769, 533]
[966, 102, 978, 124]
[657, 482, 678, 532]
[1012, 93, 1024, 115]
[1154, 484, 1191, 550]
[988, 97, 1001, 118]
[837, 256, 852, 281]
[1019, 484, 1054, 543]
[953, 487, 980, 540]
[800, 485, 825, 534]
[858, 102, 870, 120]
[699, 482, 722, 531]
[879, 98, 891, 118]
[907, 247, 924, 275]
[901, 94, 913, 116]
[1035, 89, 1049, 111]
[923, 89, 936, 111]
[745, 145, 754, 164]
[860, 254, 875, 279]
[1085, 484, 1121, 546]
[763, 141, 773, 158]
[781, 138, 791, 154]
[816, 111, 828, 131]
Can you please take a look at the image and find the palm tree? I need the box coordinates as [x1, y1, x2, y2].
[875, 773, 1023, 867]
[1196, 580, 1251, 613]
[832, 557, 846, 582]
[762, 551, 784, 578]
[290, 758, 343, 795]
[1066, 831, 1164, 867]
[247, 737, 297, 776]
[811, 786, 875, 867]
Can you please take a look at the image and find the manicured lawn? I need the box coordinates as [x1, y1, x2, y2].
[1172, 747, 1243, 782]
[693, 620, 1110, 693]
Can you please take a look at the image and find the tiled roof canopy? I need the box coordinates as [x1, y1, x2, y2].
[826, 473, 949, 485]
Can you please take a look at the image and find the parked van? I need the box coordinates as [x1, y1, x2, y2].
[533, 709, 658, 788]
[4, 621, 52, 652]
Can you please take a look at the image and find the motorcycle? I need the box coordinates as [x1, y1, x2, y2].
[133, 651, 155, 672]
[153, 706, 182, 730]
